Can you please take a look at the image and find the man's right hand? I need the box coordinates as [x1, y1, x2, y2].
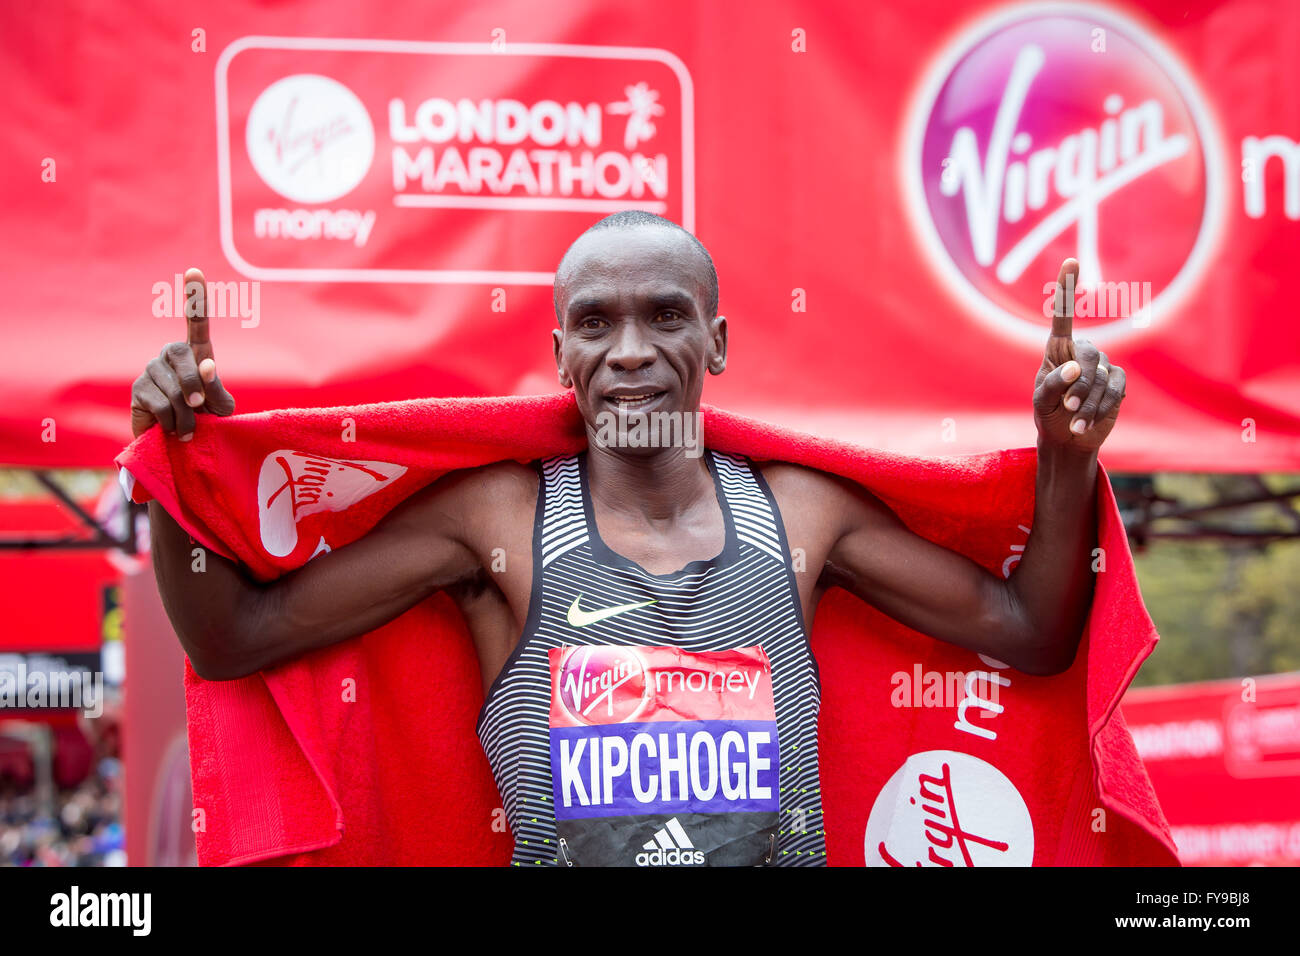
[126, 269, 536, 684]
[130, 266, 236, 440]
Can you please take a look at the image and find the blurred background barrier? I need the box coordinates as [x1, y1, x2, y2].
[1123, 672, 1300, 866]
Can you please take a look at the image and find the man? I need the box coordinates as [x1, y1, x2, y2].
[130, 211, 1126, 866]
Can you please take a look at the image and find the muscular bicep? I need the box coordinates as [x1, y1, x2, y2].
[251, 484, 481, 661]
[823, 484, 1023, 666]
[158, 472, 485, 680]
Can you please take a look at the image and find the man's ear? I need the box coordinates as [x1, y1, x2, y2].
[553, 327, 572, 388]
[706, 314, 727, 375]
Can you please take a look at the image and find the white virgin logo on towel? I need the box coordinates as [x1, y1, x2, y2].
[257, 450, 406, 557]
[864, 750, 1033, 866]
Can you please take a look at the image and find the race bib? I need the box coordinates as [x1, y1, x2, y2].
[548, 644, 780, 867]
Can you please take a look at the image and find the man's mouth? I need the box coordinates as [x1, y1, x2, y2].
[605, 390, 667, 409]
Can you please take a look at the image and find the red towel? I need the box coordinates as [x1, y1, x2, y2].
[115, 392, 1178, 866]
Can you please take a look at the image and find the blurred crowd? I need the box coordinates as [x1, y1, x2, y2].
[0, 715, 124, 866]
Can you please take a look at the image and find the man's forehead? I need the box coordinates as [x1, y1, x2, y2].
[557, 227, 709, 303]
[562, 277, 701, 310]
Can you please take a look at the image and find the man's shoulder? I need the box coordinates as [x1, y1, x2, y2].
[751, 456, 893, 525]
[752, 457, 839, 496]
[438, 458, 540, 497]
[407, 459, 540, 523]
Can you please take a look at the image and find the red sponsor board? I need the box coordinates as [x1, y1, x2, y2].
[1122, 673, 1300, 866]
[0, 0, 1297, 470]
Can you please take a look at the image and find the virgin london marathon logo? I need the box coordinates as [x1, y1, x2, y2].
[864, 750, 1034, 866]
[904, 3, 1224, 344]
[257, 450, 407, 557]
[218, 38, 691, 283]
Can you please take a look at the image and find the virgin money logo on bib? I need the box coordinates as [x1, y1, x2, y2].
[864, 750, 1034, 866]
[904, 4, 1223, 344]
[549, 645, 780, 866]
[257, 450, 406, 557]
[556, 645, 649, 725]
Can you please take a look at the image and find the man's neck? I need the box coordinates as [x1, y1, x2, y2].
[585, 440, 714, 524]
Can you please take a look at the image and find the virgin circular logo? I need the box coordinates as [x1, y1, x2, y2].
[864, 750, 1034, 866]
[903, 3, 1224, 344]
[245, 73, 375, 203]
[558, 645, 649, 725]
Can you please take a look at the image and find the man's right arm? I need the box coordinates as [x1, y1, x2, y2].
[147, 478, 481, 681]
[131, 266, 486, 681]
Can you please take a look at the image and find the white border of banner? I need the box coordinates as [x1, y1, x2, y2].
[215, 37, 695, 285]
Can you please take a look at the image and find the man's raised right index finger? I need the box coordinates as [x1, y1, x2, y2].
[183, 266, 210, 350]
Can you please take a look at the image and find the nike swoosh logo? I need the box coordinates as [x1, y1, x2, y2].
[566, 595, 656, 628]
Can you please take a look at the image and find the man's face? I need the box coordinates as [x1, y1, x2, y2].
[553, 226, 726, 436]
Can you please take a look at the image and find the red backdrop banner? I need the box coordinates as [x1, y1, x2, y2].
[2, 0, 1297, 469]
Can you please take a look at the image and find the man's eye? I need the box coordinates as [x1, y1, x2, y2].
[655, 310, 681, 322]
[580, 316, 605, 330]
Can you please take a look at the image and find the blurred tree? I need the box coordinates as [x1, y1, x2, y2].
[1130, 473, 1300, 686]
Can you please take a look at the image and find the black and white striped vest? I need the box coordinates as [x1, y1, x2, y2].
[475, 449, 827, 866]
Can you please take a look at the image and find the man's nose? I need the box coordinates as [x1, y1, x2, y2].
[606, 320, 656, 371]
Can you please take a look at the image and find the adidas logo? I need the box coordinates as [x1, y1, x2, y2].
[635, 817, 706, 867]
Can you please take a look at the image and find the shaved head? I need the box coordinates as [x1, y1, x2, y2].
[553, 211, 719, 322]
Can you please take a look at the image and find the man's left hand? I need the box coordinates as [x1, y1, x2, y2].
[1033, 257, 1127, 454]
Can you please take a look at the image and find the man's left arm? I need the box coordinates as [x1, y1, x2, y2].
[822, 258, 1126, 675]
